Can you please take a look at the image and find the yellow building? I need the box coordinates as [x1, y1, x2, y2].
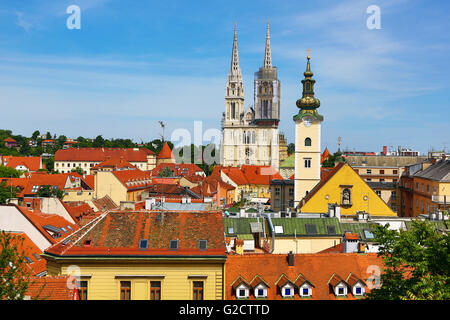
[42, 210, 226, 300]
[293, 54, 323, 206]
[299, 163, 397, 217]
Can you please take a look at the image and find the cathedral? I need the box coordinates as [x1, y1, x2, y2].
[220, 22, 282, 171]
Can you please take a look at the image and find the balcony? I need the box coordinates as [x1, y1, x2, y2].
[432, 195, 448, 204]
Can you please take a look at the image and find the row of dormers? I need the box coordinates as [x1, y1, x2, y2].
[231, 272, 366, 299]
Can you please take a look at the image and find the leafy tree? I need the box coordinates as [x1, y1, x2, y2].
[0, 181, 17, 204]
[93, 135, 105, 148]
[287, 143, 295, 155]
[71, 167, 84, 175]
[19, 140, 31, 156]
[158, 166, 173, 177]
[36, 185, 63, 199]
[56, 135, 67, 148]
[42, 157, 54, 173]
[0, 165, 23, 178]
[366, 220, 450, 300]
[0, 231, 32, 300]
[31, 130, 40, 140]
[322, 151, 345, 168]
[45, 132, 52, 140]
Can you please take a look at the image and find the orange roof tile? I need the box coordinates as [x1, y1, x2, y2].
[157, 142, 175, 159]
[112, 169, 152, 191]
[225, 253, 382, 300]
[1, 156, 43, 171]
[55, 147, 154, 162]
[25, 276, 75, 300]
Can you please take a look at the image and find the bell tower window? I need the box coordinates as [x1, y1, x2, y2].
[305, 138, 312, 146]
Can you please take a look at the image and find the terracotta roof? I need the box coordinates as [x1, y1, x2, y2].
[219, 167, 249, 185]
[25, 276, 75, 300]
[0, 232, 46, 276]
[62, 202, 96, 222]
[4, 137, 16, 143]
[146, 184, 194, 198]
[1, 156, 43, 171]
[225, 253, 382, 300]
[83, 175, 95, 189]
[112, 169, 152, 191]
[55, 147, 154, 162]
[91, 195, 118, 212]
[16, 206, 79, 244]
[157, 142, 175, 159]
[241, 165, 283, 185]
[91, 158, 137, 171]
[151, 163, 204, 177]
[44, 210, 226, 258]
[344, 232, 360, 241]
[321, 148, 330, 163]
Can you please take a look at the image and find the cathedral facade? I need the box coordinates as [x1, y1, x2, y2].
[220, 22, 280, 171]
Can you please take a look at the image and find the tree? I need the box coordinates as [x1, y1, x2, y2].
[0, 231, 32, 300]
[287, 143, 295, 155]
[322, 151, 345, 168]
[0, 181, 17, 204]
[93, 135, 105, 148]
[158, 166, 173, 177]
[0, 165, 23, 178]
[71, 167, 84, 175]
[36, 185, 63, 199]
[31, 130, 40, 140]
[365, 220, 450, 300]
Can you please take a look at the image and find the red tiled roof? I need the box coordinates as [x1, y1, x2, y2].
[157, 142, 175, 159]
[25, 276, 75, 300]
[91, 195, 118, 212]
[151, 163, 204, 177]
[112, 169, 152, 191]
[1, 232, 46, 276]
[321, 148, 330, 163]
[241, 165, 283, 185]
[91, 157, 137, 171]
[62, 202, 96, 222]
[83, 174, 95, 189]
[55, 147, 154, 162]
[1, 156, 43, 171]
[219, 167, 249, 185]
[344, 233, 360, 241]
[225, 253, 382, 300]
[45, 210, 226, 258]
[16, 206, 79, 244]
[3, 137, 16, 143]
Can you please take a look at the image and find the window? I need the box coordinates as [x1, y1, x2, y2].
[283, 286, 293, 298]
[366, 169, 372, 174]
[288, 200, 294, 207]
[393, 170, 398, 174]
[376, 191, 381, 197]
[139, 239, 148, 250]
[25, 256, 33, 264]
[169, 240, 178, 250]
[289, 188, 294, 197]
[193, 281, 204, 300]
[304, 158, 311, 168]
[198, 240, 208, 250]
[304, 138, 312, 146]
[79, 281, 88, 300]
[32, 253, 41, 261]
[341, 188, 352, 206]
[305, 224, 317, 235]
[337, 286, 345, 296]
[150, 281, 161, 300]
[275, 199, 280, 208]
[327, 225, 336, 235]
[120, 281, 131, 300]
[237, 287, 248, 299]
[380, 170, 384, 174]
[227, 227, 234, 234]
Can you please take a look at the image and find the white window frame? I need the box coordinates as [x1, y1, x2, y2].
[335, 283, 347, 296]
[254, 284, 268, 298]
[281, 283, 294, 298]
[236, 284, 249, 299]
[299, 284, 312, 297]
[353, 282, 365, 296]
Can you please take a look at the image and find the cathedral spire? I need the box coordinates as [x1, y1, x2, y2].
[229, 23, 242, 80]
[264, 20, 272, 68]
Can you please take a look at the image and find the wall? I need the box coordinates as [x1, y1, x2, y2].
[269, 237, 341, 254]
[46, 261, 224, 300]
[95, 172, 127, 206]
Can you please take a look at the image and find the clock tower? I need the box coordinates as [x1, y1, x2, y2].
[293, 53, 323, 207]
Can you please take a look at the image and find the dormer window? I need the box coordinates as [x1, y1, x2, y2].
[335, 284, 347, 296]
[236, 284, 249, 299]
[282, 284, 294, 298]
[254, 284, 267, 298]
[299, 284, 312, 297]
[354, 285, 364, 296]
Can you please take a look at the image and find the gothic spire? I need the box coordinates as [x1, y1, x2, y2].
[229, 23, 242, 80]
[264, 20, 272, 68]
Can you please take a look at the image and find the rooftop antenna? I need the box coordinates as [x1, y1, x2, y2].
[337, 136, 342, 152]
[158, 121, 165, 142]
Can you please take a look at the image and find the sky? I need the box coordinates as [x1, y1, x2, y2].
[0, 0, 449, 155]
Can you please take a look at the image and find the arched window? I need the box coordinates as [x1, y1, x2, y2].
[305, 138, 312, 146]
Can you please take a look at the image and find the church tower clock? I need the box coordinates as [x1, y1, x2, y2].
[293, 53, 323, 207]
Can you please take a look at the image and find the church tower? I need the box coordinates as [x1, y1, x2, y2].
[224, 24, 245, 126]
[294, 53, 323, 207]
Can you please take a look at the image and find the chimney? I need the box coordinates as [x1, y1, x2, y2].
[287, 251, 295, 266]
[383, 146, 387, 156]
[343, 232, 360, 253]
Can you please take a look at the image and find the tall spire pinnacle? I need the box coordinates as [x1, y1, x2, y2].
[229, 23, 242, 79]
[264, 20, 272, 68]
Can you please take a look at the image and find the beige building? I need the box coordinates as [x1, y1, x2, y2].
[54, 148, 156, 175]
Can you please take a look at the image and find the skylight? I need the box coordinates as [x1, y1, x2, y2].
[139, 239, 148, 250]
[363, 229, 375, 239]
[227, 227, 234, 234]
[305, 224, 317, 235]
[198, 240, 208, 250]
[25, 256, 33, 264]
[327, 225, 336, 235]
[274, 226, 283, 234]
[169, 240, 178, 250]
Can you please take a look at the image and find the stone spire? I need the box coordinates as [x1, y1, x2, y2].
[229, 23, 242, 81]
[264, 20, 272, 69]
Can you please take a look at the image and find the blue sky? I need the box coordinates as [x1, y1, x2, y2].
[0, 0, 449, 154]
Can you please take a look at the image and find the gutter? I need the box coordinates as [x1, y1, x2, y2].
[261, 212, 275, 253]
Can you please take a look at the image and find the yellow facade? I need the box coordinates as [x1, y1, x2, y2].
[294, 119, 321, 205]
[301, 164, 397, 216]
[94, 171, 127, 205]
[46, 259, 225, 300]
[270, 237, 341, 254]
[63, 189, 94, 202]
